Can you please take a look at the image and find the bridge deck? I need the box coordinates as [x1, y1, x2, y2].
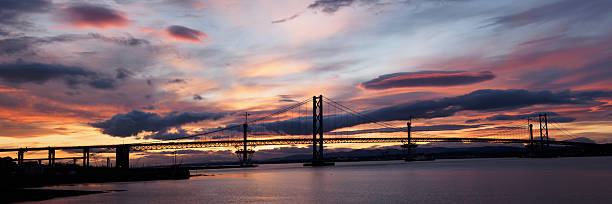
[0, 137, 593, 152]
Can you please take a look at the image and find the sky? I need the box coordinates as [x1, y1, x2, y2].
[0, 0, 611, 163]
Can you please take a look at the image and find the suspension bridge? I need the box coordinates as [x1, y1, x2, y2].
[0, 95, 600, 168]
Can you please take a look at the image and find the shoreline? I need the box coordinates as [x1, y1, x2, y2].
[0, 188, 108, 203]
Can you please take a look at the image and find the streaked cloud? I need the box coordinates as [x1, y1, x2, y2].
[0, 62, 118, 90]
[361, 71, 495, 90]
[165, 25, 211, 43]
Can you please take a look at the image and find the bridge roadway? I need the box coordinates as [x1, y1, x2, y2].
[0, 137, 594, 152]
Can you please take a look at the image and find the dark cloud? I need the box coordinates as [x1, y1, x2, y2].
[361, 71, 495, 90]
[0, 34, 149, 55]
[328, 124, 484, 136]
[88, 33, 150, 46]
[0, 35, 78, 55]
[465, 119, 481, 123]
[193, 94, 203, 101]
[0, 62, 117, 89]
[168, 78, 186, 83]
[115, 68, 132, 79]
[489, 0, 612, 28]
[271, 13, 302, 24]
[0, 0, 51, 29]
[141, 105, 155, 110]
[485, 112, 576, 123]
[166, 25, 210, 43]
[278, 94, 298, 103]
[365, 89, 610, 121]
[90, 110, 226, 137]
[308, 0, 357, 14]
[307, 0, 411, 14]
[59, 4, 129, 29]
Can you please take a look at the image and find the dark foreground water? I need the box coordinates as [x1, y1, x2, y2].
[27, 157, 612, 203]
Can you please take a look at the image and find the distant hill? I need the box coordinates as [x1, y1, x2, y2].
[564, 137, 596, 143]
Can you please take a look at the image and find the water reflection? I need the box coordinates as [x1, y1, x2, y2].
[32, 157, 612, 204]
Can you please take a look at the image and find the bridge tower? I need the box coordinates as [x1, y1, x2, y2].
[235, 123, 255, 167]
[305, 95, 333, 166]
[538, 113, 549, 150]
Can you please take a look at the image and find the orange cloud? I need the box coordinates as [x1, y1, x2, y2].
[241, 60, 310, 78]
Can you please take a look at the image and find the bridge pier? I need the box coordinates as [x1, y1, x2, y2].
[305, 95, 333, 166]
[116, 145, 130, 169]
[83, 148, 90, 167]
[17, 150, 24, 166]
[48, 149, 55, 166]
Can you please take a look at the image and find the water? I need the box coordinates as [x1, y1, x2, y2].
[29, 157, 612, 203]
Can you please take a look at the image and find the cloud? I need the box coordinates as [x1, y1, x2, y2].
[193, 94, 203, 100]
[0, 62, 117, 89]
[307, 0, 408, 14]
[88, 33, 149, 46]
[58, 4, 129, 29]
[166, 25, 210, 43]
[271, 13, 302, 24]
[361, 71, 495, 90]
[365, 89, 610, 121]
[488, 0, 612, 28]
[0, 34, 149, 55]
[90, 110, 226, 137]
[328, 124, 484, 135]
[115, 68, 132, 79]
[168, 78, 186, 83]
[278, 94, 297, 103]
[308, 0, 357, 14]
[485, 112, 576, 123]
[465, 119, 481, 123]
[0, 0, 51, 29]
[0, 118, 66, 138]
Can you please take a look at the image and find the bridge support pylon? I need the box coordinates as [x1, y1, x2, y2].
[305, 95, 334, 167]
[83, 148, 90, 167]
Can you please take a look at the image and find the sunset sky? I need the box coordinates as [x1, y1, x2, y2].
[0, 0, 611, 163]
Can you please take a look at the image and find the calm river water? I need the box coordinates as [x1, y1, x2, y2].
[28, 157, 612, 203]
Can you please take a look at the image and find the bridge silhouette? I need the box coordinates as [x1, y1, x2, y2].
[0, 95, 596, 168]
